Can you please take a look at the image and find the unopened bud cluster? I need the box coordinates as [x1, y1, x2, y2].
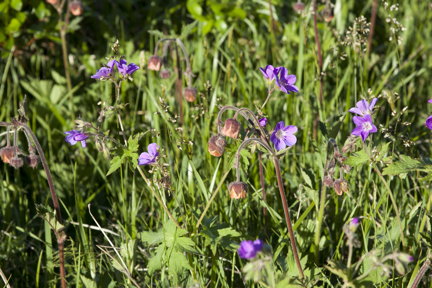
[324, 139, 351, 195]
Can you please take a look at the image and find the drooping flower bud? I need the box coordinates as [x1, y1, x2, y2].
[69, 0, 83, 16]
[349, 217, 360, 231]
[148, 56, 162, 71]
[184, 87, 197, 102]
[159, 69, 171, 79]
[323, 175, 334, 187]
[228, 182, 247, 199]
[46, 0, 59, 5]
[322, 8, 334, 22]
[221, 119, 241, 139]
[27, 154, 39, 168]
[292, 1, 305, 13]
[333, 179, 349, 195]
[397, 253, 415, 264]
[208, 135, 226, 157]
[9, 157, 24, 169]
[0, 146, 18, 164]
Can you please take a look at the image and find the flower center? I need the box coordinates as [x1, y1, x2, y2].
[362, 122, 372, 131]
[276, 130, 284, 139]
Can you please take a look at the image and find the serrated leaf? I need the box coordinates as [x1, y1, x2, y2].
[140, 231, 163, 246]
[344, 150, 369, 167]
[217, 227, 241, 238]
[106, 156, 123, 176]
[176, 236, 196, 253]
[383, 155, 423, 175]
[127, 135, 139, 153]
[147, 245, 164, 274]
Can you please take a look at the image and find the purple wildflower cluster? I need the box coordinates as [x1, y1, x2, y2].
[91, 59, 139, 80]
[259, 65, 299, 94]
[238, 239, 263, 259]
[270, 122, 297, 151]
[426, 99, 432, 130]
[349, 98, 378, 142]
[64, 130, 89, 147]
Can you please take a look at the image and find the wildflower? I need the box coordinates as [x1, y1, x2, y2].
[428, 99, 432, 103]
[426, 116, 432, 130]
[208, 135, 226, 157]
[64, 130, 89, 147]
[184, 87, 197, 102]
[351, 114, 377, 142]
[270, 121, 297, 151]
[334, 179, 349, 195]
[91, 60, 118, 80]
[398, 254, 415, 263]
[159, 69, 171, 79]
[27, 154, 39, 168]
[259, 65, 278, 81]
[275, 67, 299, 94]
[221, 119, 241, 139]
[259, 117, 268, 127]
[138, 143, 159, 165]
[349, 98, 378, 116]
[0, 146, 18, 164]
[293, 1, 305, 13]
[238, 240, 264, 259]
[148, 56, 162, 71]
[9, 157, 24, 169]
[228, 182, 247, 199]
[69, 0, 83, 16]
[117, 59, 139, 77]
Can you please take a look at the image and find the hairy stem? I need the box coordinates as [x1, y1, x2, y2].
[20, 123, 67, 288]
[258, 152, 267, 218]
[367, 0, 378, 54]
[273, 156, 304, 279]
[313, 183, 327, 261]
[411, 259, 431, 288]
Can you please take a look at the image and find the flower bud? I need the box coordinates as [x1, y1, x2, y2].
[0, 146, 18, 164]
[397, 253, 415, 264]
[46, 0, 59, 5]
[228, 182, 247, 199]
[69, 1, 83, 16]
[323, 175, 334, 187]
[221, 119, 241, 139]
[333, 179, 349, 195]
[148, 56, 162, 71]
[322, 8, 334, 22]
[208, 135, 226, 157]
[184, 87, 197, 102]
[9, 157, 24, 169]
[159, 69, 171, 79]
[27, 154, 39, 168]
[349, 217, 360, 231]
[292, 1, 305, 13]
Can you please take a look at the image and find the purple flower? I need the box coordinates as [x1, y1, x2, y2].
[259, 65, 278, 81]
[64, 130, 89, 148]
[117, 59, 139, 77]
[426, 115, 432, 130]
[259, 117, 268, 127]
[428, 99, 432, 103]
[270, 121, 297, 151]
[349, 98, 378, 116]
[138, 143, 159, 165]
[238, 239, 263, 259]
[351, 114, 378, 142]
[91, 60, 118, 79]
[275, 67, 299, 94]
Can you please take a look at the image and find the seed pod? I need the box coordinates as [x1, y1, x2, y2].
[333, 179, 349, 195]
[184, 87, 197, 102]
[221, 118, 241, 139]
[0, 146, 18, 164]
[159, 69, 171, 79]
[228, 182, 247, 199]
[208, 135, 226, 157]
[148, 56, 162, 71]
[69, 1, 83, 16]
[9, 157, 24, 169]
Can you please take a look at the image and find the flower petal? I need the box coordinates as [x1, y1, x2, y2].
[147, 143, 159, 157]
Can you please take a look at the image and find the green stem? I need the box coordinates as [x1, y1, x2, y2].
[313, 184, 327, 261]
[137, 166, 181, 229]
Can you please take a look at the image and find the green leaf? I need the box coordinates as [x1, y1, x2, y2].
[217, 227, 241, 238]
[10, 0, 22, 11]
[186, 0, 204, 20]
[6, 18, 21, 34]
[127, 135, 139, 153]
[106, 156, 123, 176]
[344, 150, 369, 167]
[168, 250, 191, 276]
[140, 231, 164, 246]
[147, 245, 164, 274]
[383, 155, 423, 175]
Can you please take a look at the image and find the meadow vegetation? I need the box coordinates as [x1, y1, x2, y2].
[0, 0, 432, 287]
